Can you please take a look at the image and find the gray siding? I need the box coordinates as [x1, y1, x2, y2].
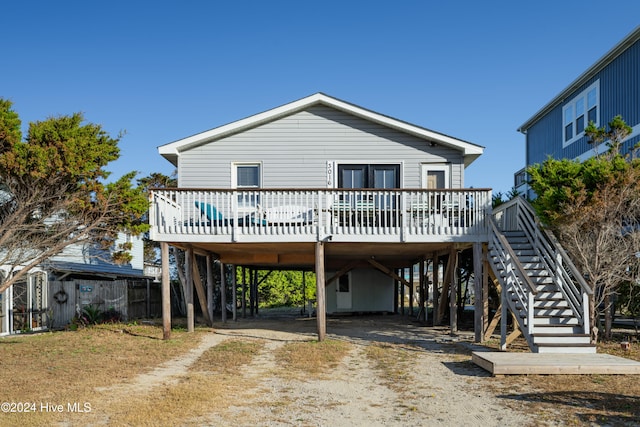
[179, 106, 464, 189]
[526, 39, 640, 167]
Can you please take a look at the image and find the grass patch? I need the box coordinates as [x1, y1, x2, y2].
[0, 324, 205, 427]
[274, 339, 350, 377]
[190, 339, 264, 373]
[364, 342, 413, 392]
[102, 338, 264, 425]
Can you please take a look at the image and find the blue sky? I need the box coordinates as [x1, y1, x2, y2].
[3, 1, 640, 194]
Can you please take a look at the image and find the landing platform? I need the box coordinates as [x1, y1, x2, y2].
[472, 351, 640, 375]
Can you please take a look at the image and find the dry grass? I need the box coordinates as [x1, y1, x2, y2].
[273, 339, 351, 378]
[0, 323, 206, 426]
[364, 342, 414, 392]
[3, 318, 640, 426]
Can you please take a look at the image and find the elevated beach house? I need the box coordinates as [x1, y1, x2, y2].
[150, 93, 594, 352]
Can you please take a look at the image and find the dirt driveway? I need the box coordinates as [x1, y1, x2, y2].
[107, 313, 542, 426]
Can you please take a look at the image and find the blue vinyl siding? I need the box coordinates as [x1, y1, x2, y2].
[525, 38, 640, 168]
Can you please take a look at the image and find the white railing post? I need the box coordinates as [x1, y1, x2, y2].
[500, 282, 507, 351]
[582, 292, 590, 335]
[527, 291, 535, 336]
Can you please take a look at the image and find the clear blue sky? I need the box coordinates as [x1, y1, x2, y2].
[4, 1, 640, 194]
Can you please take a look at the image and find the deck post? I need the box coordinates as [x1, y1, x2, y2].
[432, 254, 439, 326]
[449, 249, 458, 334]
[206, 254, 214, 324]
[482, 244, 489, 337]
[242, 267, 247, 318]
[393, 275, 399, 314]
[220, 261, 227, 323]
[185, 246, 194, 333]
[409, 265, 419, 317]
[500, 283, 507, 350]
[161, 242, 171, 340]
[315, 241, 326, 341]
[232, 265, 237, 321]
[473, 242, 483, 342]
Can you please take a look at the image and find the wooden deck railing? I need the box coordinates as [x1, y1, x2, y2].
[149, 188, 491, 243]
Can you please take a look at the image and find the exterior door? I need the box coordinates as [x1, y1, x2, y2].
[336, 274, 352, 310]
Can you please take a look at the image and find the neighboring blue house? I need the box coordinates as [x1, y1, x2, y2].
[516, 26, 640, 197]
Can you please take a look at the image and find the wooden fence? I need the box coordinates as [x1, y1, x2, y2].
[48, 279, 161, 328]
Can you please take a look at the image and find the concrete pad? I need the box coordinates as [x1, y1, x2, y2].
[472, 351, 640, 375]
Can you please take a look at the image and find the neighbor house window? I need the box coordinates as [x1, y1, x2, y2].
[563, 80, 599, 146]
[233, 163, 261, 207]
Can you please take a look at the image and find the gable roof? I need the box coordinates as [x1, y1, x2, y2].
[518, 25, 640, 133]
[158, 93, 484, 167]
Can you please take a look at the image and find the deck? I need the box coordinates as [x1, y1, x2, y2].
[472, 351, 640, 375]
[149, 188, 492, 245]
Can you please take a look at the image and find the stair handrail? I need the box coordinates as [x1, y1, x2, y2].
[488, 216, 538, 339]
[489, 217, 539, 296]
[495, 197, 591, 332]
[519, 200, 592, 296]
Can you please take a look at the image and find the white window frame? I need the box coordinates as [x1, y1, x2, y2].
[563, 80, 600, 147]
[421, 163, 451, 189]
[231, 162, 262, 189]
[232, 162, 262, 210]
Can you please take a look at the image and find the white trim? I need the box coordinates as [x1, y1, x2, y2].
[159, 93, 484, 167]
[563, 81, 600, 147]
[231, 162, 262, 189]
[421, 163, 451, 189]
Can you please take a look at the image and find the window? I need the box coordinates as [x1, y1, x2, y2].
[233, 163, 261, 207]
[421, 164, 450, 189]
[563, 81, 599, 146]
[337, 164, 400, 189]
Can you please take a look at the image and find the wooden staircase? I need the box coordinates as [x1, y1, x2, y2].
[489, 198, 595, 354]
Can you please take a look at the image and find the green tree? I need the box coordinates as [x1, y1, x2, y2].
[527, 116, 640, 341]
[0, 99, 148, 293]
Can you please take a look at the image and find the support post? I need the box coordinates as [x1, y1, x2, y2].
[394, 275, 399, 314]
[482, 244, 489, 337]
[432, 254, 439, 326]
[161, 242, 171, 340]
[450, 249, 458, 334]
[411, 266, 417, 318]
[191, 253, 213, 327]
[473, 242, 483, 342]
[232, 266, 237, 321]
[500, 282, 507, 350]
[220, 261, 227, 323]
[185, 246, 194, 333]
[206, 254, 214, 325]
[315, 241, 326, 341]
[242, 267, 247, 318]
[249, 268, 255, 317]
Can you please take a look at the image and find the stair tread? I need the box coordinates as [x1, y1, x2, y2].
[533, 333, 590, 337]
[536, 342, 595, 347]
